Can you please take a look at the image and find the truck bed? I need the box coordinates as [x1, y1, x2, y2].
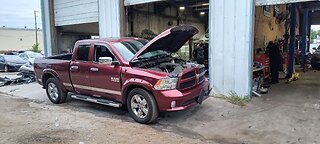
[46, 53, 72, 60]
[33, 54, 73, 91]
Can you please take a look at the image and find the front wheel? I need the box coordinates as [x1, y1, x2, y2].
[127, 88, 158, 124]
[45, 78, 67, 104]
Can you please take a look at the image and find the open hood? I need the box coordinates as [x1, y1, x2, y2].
[130, 25, 199, 63]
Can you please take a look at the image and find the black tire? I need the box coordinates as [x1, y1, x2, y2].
[45, 78, 67, 104]
[127, 88, 158, 124]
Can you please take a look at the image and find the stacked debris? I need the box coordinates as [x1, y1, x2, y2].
[0, 63, 35, 87]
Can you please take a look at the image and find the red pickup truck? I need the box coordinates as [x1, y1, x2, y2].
[34, 25, 210, 123]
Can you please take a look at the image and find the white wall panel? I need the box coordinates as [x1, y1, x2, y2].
[256, 0, 317, 5]
[99, 0, 120, 38]
[124, 0, 163, 6]
[54, 0, 98, 26]
[41, 0, 52, 56]
[208, 0, 254, 97]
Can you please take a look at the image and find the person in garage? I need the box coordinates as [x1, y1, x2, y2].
[267, 41, 281, 84]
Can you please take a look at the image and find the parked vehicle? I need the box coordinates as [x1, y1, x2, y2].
[4, 51, 19, 55]
[19, 51, 43, 64]
[311, 49, 320, 70]
[0, 55, 28, 72]
[34, 26, 211, 124]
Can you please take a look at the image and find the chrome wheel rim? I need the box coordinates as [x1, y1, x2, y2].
[131, 94, 148, 119]
[47, 82, 58, 101]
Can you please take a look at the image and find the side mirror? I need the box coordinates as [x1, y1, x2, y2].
[99, 57, 113, 65]
[98, 57, 120, 66]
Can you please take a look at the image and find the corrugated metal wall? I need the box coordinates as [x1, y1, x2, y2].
[41, 0, 52, 56]
[124, 0, 163, 6]
[54, 0, 98, 26]
[208, 0, 254, 97]
[256, 0, 317, 5]
[98, 0, 121, 37]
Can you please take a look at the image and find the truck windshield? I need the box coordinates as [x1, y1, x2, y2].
[112, 39, 148, 62]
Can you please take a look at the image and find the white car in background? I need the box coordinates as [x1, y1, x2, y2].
[19, 51, 43, 64]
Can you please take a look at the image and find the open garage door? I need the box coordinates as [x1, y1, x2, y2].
[124, 0, 164, 6]
[256, 0, 319, 5]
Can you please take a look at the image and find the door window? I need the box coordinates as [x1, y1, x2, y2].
[0, 56, 4, 62]
[77, 45, 90, 61]
[19, 54, 28, 60]
[94, 45, 116, 62]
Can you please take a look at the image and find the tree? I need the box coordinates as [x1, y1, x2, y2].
[31, 43, 40, 52]
[310, 29, 320, 43]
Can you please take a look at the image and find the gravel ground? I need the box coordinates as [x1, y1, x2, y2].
[0, 94, 214, 144]
[0, 71, 320, 144]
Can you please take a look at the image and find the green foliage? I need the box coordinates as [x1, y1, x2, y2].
[31, 43, 40, 52]
[310, 29, 320, 43]
[219, 91, 251, 106]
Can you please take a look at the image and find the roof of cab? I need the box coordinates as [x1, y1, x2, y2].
[76, 37, 145, 44]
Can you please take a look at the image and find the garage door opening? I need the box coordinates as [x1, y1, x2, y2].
[124, 0, 209, 70]
[252, 1, 320, 97]
[54, 22, 99, 55]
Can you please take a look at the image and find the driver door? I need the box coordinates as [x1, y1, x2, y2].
[89, 44, 122, 101]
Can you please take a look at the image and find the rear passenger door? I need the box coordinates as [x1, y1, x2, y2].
[70, 44, 93, 95]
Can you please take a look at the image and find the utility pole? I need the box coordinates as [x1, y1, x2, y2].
[34, 10, 38, 45]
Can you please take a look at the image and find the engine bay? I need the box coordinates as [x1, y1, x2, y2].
[147, 58, 200, 77]
[130, 53, 202, 77]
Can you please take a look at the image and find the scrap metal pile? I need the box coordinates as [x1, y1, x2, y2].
[0, 63, 35, 87]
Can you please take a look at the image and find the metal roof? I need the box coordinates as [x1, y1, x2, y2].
[124, 0, 164, 6]
[256, 0, 319, 5]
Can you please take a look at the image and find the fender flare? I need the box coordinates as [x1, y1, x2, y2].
[42, 68, 67, 92]
[121, 78, 154, 103]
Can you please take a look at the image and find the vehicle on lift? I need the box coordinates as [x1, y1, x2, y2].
[34, 25, 210, 124]
[311, 47, 320, 70]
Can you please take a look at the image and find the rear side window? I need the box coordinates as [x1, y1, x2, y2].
[77, 45, 90, 61]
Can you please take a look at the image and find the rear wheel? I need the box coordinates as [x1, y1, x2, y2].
[127, 88, 158, 124]
[45, 78, 67, 104]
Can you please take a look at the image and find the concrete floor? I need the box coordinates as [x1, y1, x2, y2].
[0, 71, 319, 143]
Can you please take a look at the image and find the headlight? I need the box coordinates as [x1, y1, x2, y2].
[154, 78, 178, 90]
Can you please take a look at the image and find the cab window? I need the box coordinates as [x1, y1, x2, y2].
[94, 45, 116, 62]
[77, 45, 90, 61]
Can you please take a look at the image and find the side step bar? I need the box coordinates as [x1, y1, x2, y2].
[70, 93, 122, 108]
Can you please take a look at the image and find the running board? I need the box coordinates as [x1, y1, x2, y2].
[70, 93, 122, 108]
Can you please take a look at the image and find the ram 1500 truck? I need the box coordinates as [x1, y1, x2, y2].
[34, 25, 211, 123]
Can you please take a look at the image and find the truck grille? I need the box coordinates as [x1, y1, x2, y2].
[181, 71, 196, 79]
[198, 67, 206, 74]
[180, 79, 196, 89]
[198, 75, 204, 82]
[179, 66, 206, 90]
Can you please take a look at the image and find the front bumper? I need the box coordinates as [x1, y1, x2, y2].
[153, 79, 210, 111]
[7, 64, 23, 72]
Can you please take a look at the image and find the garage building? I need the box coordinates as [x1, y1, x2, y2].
[41, 0, 320, 97]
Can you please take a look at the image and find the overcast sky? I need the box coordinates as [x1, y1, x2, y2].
[0, 0, 41, 29]
[0, 1, 319, 31]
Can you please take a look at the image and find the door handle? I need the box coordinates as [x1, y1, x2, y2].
[90, 68, 99, 72]
[70, 66, 79, 71]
